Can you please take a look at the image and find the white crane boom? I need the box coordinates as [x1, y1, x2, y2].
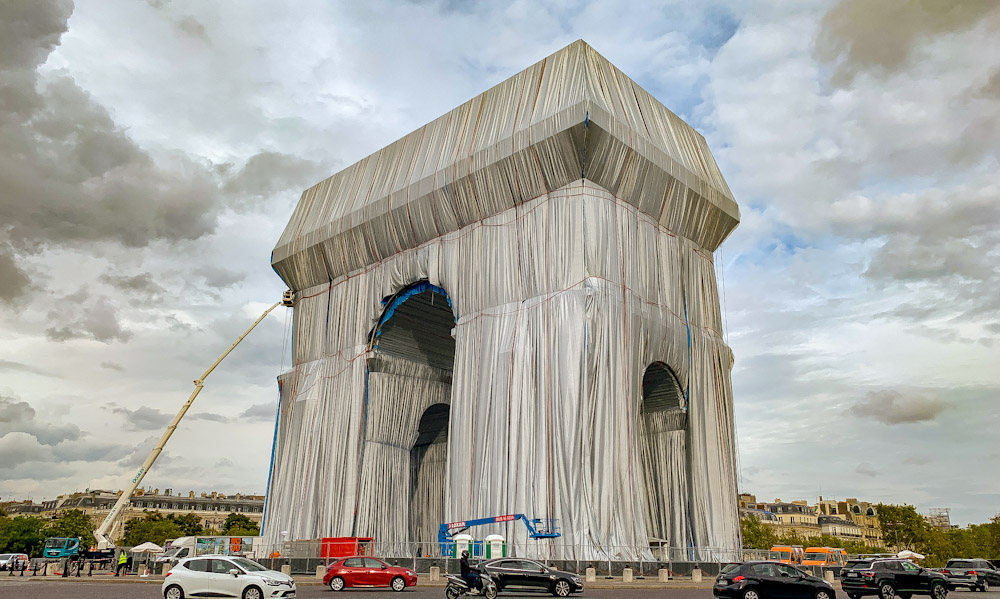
[94, 297, 290, 549]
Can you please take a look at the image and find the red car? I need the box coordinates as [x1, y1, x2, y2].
[323, 555, 417, 592]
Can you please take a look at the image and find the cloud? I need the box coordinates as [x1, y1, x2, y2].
[0, 247, 31, 304]
[0, 0, 71, 71]
[815, 0, 999, 86]
[118, 434, 173, 468]
[220, 151, 326, 209]
[176, 16, 209, 43]
[849, 390, 947, 425]
[0, 359, 54, 377]
[99, 272, 167, 297]
[0, 393, 81, 445]
[189, 412, 228, 423]
[855, 462, 876, 478]
[194, 266, 246, 289]
[239, 402, 276, 422]
[101, 361, 124, 371]
[45, 295, 133, 343]
[113, 406, 171, 431]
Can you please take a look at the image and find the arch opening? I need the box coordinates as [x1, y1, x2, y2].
[410, 403, 450, 546]
[358, 280, 455, 550]
[638, 362, 688, 552]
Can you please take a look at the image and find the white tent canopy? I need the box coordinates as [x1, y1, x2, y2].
[896, 550, 926, 560]
[130, 542, 164, 554]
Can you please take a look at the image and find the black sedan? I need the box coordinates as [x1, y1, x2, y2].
[941, 559, 1000, 592]
[480, 558, 584, 596]
[842, 558, 948, 599]
[714, 561, 835, 599]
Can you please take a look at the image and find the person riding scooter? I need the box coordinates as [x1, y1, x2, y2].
[460, 550, 482, 594]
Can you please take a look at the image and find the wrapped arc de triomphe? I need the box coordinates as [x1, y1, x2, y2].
[262, 40, 741, 560]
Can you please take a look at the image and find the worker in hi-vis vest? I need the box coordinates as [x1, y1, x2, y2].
[114, 551, 128, 576]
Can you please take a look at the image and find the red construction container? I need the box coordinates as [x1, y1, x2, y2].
[321, 537, 374, 559]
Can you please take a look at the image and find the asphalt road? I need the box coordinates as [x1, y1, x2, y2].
[1, 580, 996, 599]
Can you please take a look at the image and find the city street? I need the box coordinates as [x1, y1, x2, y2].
[4, 578, 996, 599]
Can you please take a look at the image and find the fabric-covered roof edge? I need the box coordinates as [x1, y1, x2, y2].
[273, 40, 740, 291]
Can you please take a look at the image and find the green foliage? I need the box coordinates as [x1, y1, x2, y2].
[173, 513, 205, 536]
[221, 513, 259, 536]
[875, 504, 1000, 568]
[46, 509, 96, 549]
[877, 503, 934, 551]
[741, 515, 779, 549]
[122, 511, 206, 547]
[0, 516, 47, 556]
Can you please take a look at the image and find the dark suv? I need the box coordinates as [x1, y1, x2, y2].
[842, 558, 948, 599]
[941, 559, 1000, 592]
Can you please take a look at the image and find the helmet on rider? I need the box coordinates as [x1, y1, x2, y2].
[461, 550, 470, 558]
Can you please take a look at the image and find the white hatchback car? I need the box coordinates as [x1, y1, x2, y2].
[161, 555, 295, 599]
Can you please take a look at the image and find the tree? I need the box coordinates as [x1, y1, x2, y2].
[173, 513, 205, 537]
[0, 516, 47, 556]
[221, 513, 259, 536]
[122, 512, 183, 547]
[876, 503, 933, 551]
[46, 509, 96, 549]
[741, 515, 779, 549]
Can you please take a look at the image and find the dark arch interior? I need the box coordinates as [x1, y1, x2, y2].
[374, 286, 455, 371]
[414, 403, 450, 447]
[638, 361, 688, 549]
[410, 403, 450, 545]
[641, 362, 683, 413]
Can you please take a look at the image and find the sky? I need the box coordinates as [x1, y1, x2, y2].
[0, 0, 997, 527]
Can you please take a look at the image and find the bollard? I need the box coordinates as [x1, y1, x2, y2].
[585, 567, 596, 582]
[825, 570, 835, 583]
[691, 568, 702, 583]
[429, 566, 440, 581]
[315, 565, 325, 579]
[280, 564, 292, 576]
[658, 568, 669, 582]
[623, 568, 634, 583]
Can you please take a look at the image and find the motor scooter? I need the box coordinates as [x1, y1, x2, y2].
[445, 570, 498, 599]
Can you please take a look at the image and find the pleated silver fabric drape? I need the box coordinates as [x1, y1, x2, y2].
[263, 40, 741, 561]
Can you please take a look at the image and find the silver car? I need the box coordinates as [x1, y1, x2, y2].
[161, 554, 295, 599]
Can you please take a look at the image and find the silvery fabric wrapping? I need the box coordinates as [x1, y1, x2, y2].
[263, 41, 740, 560]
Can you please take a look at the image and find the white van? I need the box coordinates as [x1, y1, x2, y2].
[158, 536, 261, 564]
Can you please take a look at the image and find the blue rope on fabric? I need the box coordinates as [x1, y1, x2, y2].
[260, 388, 282, 531]
[683, 288, 692, 410]
[580, 110, 589, 179]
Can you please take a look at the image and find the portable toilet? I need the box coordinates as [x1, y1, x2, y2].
[484, 535, 506, 559]
[452, 534, 473, 558]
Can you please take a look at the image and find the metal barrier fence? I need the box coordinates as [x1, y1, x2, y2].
[245, 542, 845, 577]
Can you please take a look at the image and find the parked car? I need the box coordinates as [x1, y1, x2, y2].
[161, 554, 295, 599]
[322, 555, 417, 592]
[714, 561, 835, 599]
[480, 558, 584, 596]
[842, 558, 948, 599]
[0, 553, 29, 571]
[940, 559, 1000, 592]
[803, 547, 848, 567]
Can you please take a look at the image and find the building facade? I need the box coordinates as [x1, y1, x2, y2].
[3, 488, 263, 542]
